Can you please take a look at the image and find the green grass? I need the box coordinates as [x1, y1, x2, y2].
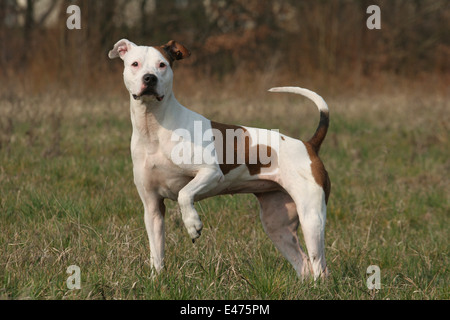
[0, 88, 448, 300]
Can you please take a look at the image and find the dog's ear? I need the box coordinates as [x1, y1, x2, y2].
[162, 40, 191, 62]
[108, 39, 136, 60]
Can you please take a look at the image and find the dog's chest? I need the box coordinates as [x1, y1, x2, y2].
[131, 141, 193, 200]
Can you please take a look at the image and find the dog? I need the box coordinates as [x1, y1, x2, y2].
[108, 39, 330, 280]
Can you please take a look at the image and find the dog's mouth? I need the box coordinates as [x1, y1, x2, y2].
[133, 88, 164, 102]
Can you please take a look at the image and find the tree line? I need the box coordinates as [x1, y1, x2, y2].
[1, 0, 448, 92]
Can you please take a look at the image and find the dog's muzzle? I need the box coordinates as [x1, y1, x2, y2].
[133, 74, 165, 101]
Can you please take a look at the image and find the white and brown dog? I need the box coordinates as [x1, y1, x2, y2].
[109, 39, 330, 280]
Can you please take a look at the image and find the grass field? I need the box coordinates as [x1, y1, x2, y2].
[0, 79, 448, 300]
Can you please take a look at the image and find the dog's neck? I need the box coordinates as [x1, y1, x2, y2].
[129, 93, 180, 140]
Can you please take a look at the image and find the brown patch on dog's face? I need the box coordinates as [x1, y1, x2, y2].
[154, 40, 191, 67]
[153, 46, 174, 67]
[304, 141, 331, 204]
[210, 121, 276, 176]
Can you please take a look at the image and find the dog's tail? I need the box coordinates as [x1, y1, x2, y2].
[268, 86, 329, 154]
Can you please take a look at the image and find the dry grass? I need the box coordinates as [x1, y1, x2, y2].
[0, 74, 448, 299]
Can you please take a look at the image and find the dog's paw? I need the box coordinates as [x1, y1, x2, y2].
[185, 217, 203, 242]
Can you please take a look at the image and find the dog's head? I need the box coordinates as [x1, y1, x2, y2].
[108, 39, 190, 103]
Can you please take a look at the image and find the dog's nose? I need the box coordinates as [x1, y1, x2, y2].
[143, 74, 157, 87]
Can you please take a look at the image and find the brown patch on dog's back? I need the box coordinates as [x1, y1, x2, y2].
[210, 121, 241, 175]
[247, 144, 274, 175]
[304, 141, 331, 204]
[210, 121, 277, 176]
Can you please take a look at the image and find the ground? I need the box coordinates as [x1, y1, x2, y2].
[0, 80, 448, 299]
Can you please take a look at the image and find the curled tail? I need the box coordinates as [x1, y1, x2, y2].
[269, 86, 329, 154]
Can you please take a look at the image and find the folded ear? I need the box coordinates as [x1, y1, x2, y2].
[162, 40, 191, 62]
[108, 39, 136, 60]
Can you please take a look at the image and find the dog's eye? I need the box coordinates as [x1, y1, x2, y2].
[159, 62, 166, 68]
[132, 62, 138, 67]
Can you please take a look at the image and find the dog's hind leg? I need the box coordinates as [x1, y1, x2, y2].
[299, 201, 328, 280]
[289, 184, 328, 280]
[255, 191, 311, 279]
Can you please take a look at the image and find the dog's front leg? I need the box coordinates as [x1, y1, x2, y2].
[142, 195, 166, 274]
[178, 167, 223, 242]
